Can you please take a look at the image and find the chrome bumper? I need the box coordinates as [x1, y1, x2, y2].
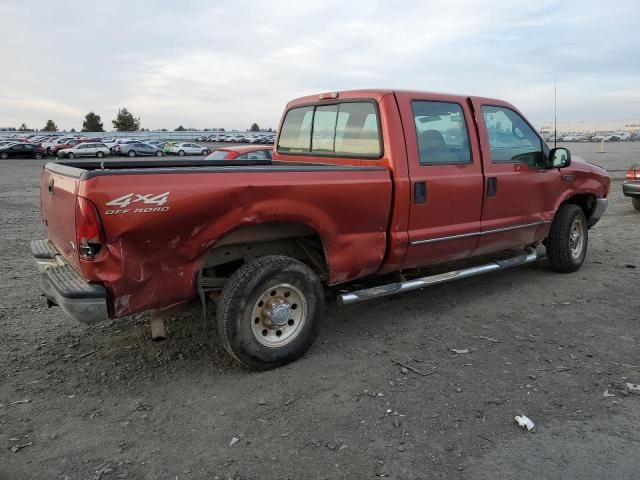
[31, 240, 109, 325]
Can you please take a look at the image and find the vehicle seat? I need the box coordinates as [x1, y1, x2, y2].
[418, 129, 458, 164]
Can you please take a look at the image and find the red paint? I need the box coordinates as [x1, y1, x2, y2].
[39, 89, 610, 319]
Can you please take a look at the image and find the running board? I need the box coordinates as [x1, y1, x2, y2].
[337, 250, 541, 306]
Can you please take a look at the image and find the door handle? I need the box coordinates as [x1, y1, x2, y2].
[487, 177, 497, 197]
[414, 181, 427, 204]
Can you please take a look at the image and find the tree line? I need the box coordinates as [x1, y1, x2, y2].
[12, 110, 270, 133]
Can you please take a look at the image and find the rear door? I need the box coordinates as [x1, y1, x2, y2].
[470, 98, 561, 254]
[396, 92, 484, 268]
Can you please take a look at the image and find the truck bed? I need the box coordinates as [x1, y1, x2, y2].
[40, 160, 393, 318]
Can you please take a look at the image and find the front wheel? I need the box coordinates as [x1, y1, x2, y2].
[546, 204, 588, 273]
[216, 255, 324, 370]
[201, 149, 209, 156]
[68, 153, 76, 159]
[128, 150, 136, 157]
[34, 153, 43, 160]
[155, 150, 163, 157]
[96, 151, 104, 158]
[178, 150, 185, 156]
[0, 152, 8, 160]
[632, 197, 640, 211]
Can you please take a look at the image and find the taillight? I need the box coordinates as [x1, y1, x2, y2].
[627, 166, 640, 180]
[75, 196, 105, 260]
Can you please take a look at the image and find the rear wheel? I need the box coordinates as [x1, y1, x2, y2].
[0, 152, 7, 160]
[216, 255, 324, 370]
[68, 153, 76, 159]
[34, 153, 43, 160]
[632, 197, 640, 211]
[546, 204, 588, 273]
[96, 151, 104, 158]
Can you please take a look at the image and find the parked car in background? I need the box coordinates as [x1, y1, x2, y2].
[146, 140, 171, 150]
[117, 141, 163, 157]
[44, 137, 73, 154]
[206, 145, 273, 161]
[58, 143, 111, 159]
[108, 139, 134, 152]
[167, 142, 209, 156]
[623, 164, 640, 210]
[0, 143, 45, 159]
[51, 139, 82, 156]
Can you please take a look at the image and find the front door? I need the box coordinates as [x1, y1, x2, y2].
[396, 93, 485, 269]
[471, 99, 561, 255]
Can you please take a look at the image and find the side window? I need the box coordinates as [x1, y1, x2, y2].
[411, 101, 471, 165]
[277, 106, 313, 153]
[480, 106, 543, 167]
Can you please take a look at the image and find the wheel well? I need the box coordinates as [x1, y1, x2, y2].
[202, 222, 328, 282]
[562, 193, 596, 219]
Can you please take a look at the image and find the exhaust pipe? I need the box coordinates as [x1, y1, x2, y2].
[338, 249, 541, 306]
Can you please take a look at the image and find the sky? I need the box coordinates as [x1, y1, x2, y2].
[0, 0, 638, 131]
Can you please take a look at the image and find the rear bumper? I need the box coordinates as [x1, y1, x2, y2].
[31, 240, 109, 325]
[623, 181, 640, 197]
[588, 198, 608, 228]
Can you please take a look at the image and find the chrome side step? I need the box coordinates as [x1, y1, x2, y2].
[337, 250, 541, 306]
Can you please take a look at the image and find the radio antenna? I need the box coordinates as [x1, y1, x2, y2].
[554, 73, 558, 148]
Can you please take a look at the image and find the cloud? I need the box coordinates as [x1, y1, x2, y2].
[0, 0, 638, 130]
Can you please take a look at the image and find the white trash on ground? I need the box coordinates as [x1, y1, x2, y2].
[514, 415, 535, 431]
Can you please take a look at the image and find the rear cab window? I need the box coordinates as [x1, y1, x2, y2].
[277, 100, 382, 159]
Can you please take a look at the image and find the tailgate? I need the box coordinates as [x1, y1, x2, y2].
[40, 165, 81, 270]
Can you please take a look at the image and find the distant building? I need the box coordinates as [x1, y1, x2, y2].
[540, 120, 640, 135]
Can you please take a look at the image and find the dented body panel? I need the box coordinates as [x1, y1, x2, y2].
[40, 164, 392, 317]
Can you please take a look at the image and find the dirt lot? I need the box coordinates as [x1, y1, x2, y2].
[1, 142, 639, 480]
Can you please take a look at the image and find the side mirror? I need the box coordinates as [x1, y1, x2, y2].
[548, 147, 571, 168]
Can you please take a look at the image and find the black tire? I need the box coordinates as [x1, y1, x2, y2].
[155, 150, 163, 157]
[632, 197, 640, 211]
[128, 150, 136, 157]
[0, 152, 7, 160]
[178, 150, 185, 156]
[201, 149, 209, 156]
[34, 153, 43, 160]
[217, 255, 324, 370]
[546, 204, 588, 273]
[96, 151, 104, 158]
[68, 153, 75, 159]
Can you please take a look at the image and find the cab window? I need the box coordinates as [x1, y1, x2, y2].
[480, 106, 544, 167]
[411, 101, 471, 165]
[277, 101, 381, 158]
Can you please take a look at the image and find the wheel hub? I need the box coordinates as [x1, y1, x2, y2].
[250, 283, 307, 347]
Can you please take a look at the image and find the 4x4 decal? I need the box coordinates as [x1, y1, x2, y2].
[104, 192, 171, 215]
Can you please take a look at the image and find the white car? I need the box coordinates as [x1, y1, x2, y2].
[168, 142, 209, 156]
[58, 142, 111, 159]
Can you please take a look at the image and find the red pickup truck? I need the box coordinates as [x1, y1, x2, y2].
[32, 89, 610, 370]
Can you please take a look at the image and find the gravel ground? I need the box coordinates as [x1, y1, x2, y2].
[1, 142, 639, 480]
